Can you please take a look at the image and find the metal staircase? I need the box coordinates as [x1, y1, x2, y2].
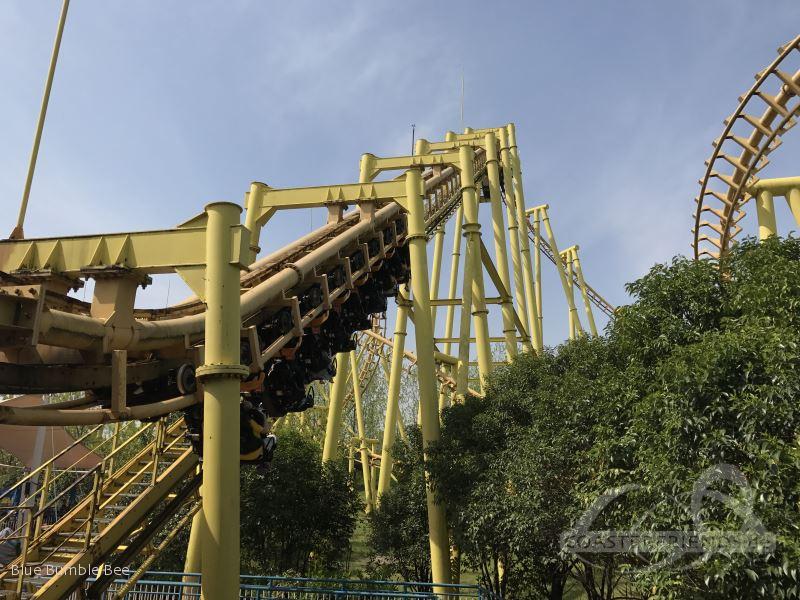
[0, 415, 199, 599]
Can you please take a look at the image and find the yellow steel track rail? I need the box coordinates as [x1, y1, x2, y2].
[693, 35, 800, 259]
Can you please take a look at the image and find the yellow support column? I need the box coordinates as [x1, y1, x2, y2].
[183, 483, 203, 595]
[377, 294, 410, 502]
[499, 127, 532, 349]
[561, 251, 581, 339]
[533, 211, 544, 349]
[396, 410, 408, 443]
[196, 202, 249, 600]
[571, 247, 598, 336]
[755, 189, 778, 239]
[455, 233, 474, 399]
[32, 463, 53, 542]
[787, 187, 800, 228]
[416, 139, 446, 328]
[350, 351, 374, 512]
[370, 440, 379, 500]
[322, 354, 350, 462]
[379, 355, 410, 444]
[441, 206, 463, 358]
[459, 145, 493, 392]
[484, 131, 517, 360]
[437, 377, 449, 412]
[537, 205, 582, 342]
[439, 205, 469, 407]
[404, 168, 452, 587]
[507, 123, 541, 350]
[430, 223, 446, 326]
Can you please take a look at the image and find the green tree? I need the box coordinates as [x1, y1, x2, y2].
[152, 427, 359, 576]
[424, 237, 800, 599]
[594, 237, 800, 599]
[366, 427, 431, 584]
[429, 337, 630, 599]
[240, 428, 359, 576]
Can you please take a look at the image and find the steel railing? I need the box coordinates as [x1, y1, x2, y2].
[0, 415, 191, 594]
[77, 572, 502, 600]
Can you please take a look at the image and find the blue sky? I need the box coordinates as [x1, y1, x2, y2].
[1, 1, 799, 346]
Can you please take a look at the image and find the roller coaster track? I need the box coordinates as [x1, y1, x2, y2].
[520, 214, 615, 318]
[0, 145, 494, 597]
[693, 34, 800, 259]
[0, 154, 479, 424]
[0, 85, 635, 598]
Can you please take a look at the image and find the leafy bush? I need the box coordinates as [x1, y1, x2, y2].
[425, 237, 800, 599]
[366, 427, 432, 584]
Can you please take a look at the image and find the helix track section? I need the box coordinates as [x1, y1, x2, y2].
[693, 35, 800, 259]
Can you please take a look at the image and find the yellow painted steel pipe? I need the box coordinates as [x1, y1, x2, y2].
[459, 145, 492, 393]
[498, 127, 531, 348]
[350, 351, 374, 512]
[748, 176, 800, 196]
[381, 351, 408, 444]
[32, 463, 52, 541]
[484, 131, 517, 360]
[12, 0, 70, 240]
[571, 248, 598, 336]
[196, 202, 249, 600]
[416, 139, 446, 328]
[322, 354, 350, 462]
[430, 224, 445, 326]
[441, 206, 464, 358]
[376, 295, 409, 503]
[539, 206, 582, 340]
[755, 189, 778, 240]
[0, 394, 200, 426]
[455, 232, 475, 398]
[396, 409, 408, 443]
[788, 187, 800, 228]
[533, 211, 544, 349]
[437, 367, 448, 412]
[404, 168, 451, 587]
[370, 440, 379, 501]
[438, 204, 462, 410]
[507, 123, 541, 350]
[183, 478, 203, 594]
[563, 254, 578, 339]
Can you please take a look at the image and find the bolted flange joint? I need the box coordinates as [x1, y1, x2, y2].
[462, 222, 481, 235]
[284, 263, 304, 284]
[196, 363, 250, 381]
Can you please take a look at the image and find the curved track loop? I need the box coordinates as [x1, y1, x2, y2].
[693, 35, 800, 259]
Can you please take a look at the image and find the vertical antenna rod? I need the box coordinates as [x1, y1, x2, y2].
[459, 72, 465, 131]
[11, 0, 70, 240]
[411, 124, 416, 155]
